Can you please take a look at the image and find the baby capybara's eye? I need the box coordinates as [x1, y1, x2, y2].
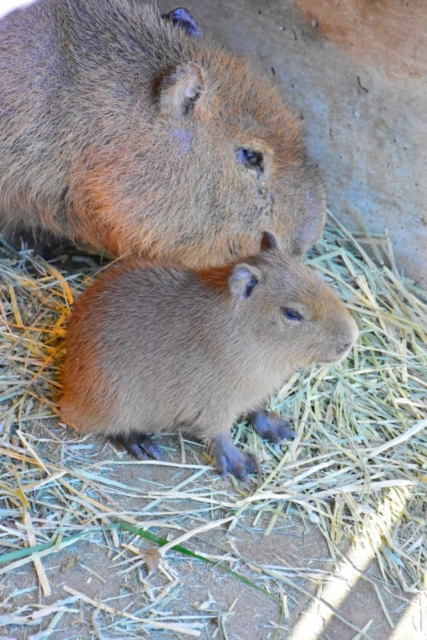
[282, 307, 303, 321]
[237, 148, 264, 171]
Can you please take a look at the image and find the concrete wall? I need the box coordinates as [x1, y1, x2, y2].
[160, 0, 427, 288]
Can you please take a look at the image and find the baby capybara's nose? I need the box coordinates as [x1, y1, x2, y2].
[339, 316, 359, 355]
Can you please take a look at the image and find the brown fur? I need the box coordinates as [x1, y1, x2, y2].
[60, 235, 358, 475]
[0, 1, 325, 266]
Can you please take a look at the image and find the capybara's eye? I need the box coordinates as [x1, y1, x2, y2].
[238, 148, 264, 171]
[283, 308, 303, 322]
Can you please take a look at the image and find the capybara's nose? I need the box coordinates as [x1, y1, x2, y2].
[337, 316, 358, 357]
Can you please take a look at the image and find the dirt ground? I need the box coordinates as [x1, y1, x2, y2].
[1, 523, 414, 640]
[0, 426, 421, 640]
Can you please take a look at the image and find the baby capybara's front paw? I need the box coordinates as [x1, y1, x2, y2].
[212, 434, 257, 482]
[250, 411, 297, 444]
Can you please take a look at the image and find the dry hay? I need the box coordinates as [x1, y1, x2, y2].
[0, 213, 426, 638]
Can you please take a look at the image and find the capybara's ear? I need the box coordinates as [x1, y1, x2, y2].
[229, 264, 263, 300]
[160, 62, 206, 119]
[260, 231, 280, 253]
[162, 8, 201, 38]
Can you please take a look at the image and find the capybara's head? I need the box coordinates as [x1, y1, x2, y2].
[64, 3, 326, 265]
[228, 232, 358, 367]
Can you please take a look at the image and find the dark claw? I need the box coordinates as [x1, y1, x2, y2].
[127, 443, 148, 460]
[212, 434, 257, 482]
[115, 431, 163, 461]
[250, 411, 297, 443]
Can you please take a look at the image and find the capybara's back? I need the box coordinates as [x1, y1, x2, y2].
[0, 0, 325, 265]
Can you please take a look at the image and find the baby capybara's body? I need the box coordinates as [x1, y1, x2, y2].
[61, 233, 358, 479]
[0, 0, 325, 265]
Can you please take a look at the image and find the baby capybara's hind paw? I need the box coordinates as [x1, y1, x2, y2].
[212, 434, 257, 482]
[115, 431, 163, 461]
[250, 411, 297, 444]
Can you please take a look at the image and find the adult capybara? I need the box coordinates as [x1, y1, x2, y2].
[60, 233, 358, 480]
[0, 1, 326, 265]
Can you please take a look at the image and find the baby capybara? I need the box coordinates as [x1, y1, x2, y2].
[0, 1, 325, 265]
[60, 233, 358, 480]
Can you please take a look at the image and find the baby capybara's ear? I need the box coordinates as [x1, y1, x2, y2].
[162, 8, 201, 38]
[229, 263, 263, 300]
[159, 62, 206, 119]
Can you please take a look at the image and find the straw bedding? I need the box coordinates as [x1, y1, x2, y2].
[0, 213, 426, 637]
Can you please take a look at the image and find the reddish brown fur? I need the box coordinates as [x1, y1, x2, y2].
[60, 236, 358, 475]
[0, 1, 325, 266]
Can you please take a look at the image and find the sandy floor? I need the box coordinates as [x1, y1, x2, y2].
[0, 428, 420, 640]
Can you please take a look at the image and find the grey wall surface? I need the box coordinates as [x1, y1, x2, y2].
[160, 0, 427, 288]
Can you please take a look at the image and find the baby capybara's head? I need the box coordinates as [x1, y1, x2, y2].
[228, 233, 358, 368]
